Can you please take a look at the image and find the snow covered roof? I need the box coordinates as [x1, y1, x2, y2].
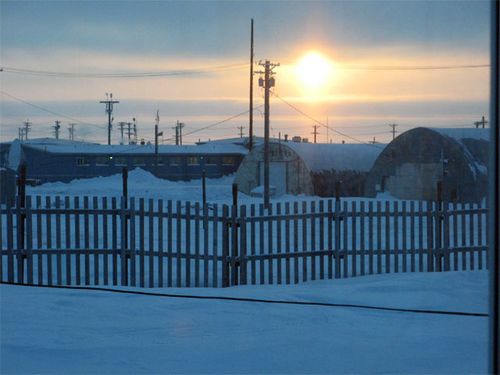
[22, 141, 248, 155]
[282, 142, 385, 172]
[428, 128, 489, 142]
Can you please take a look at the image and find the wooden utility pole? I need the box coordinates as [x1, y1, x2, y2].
[53, 120, 61, 139]
[68, 123, 76, 140]
[257, 59, 279, 208]
[237, 125, 245, 138]
[100, 93, 119, 145]
[23, 120, 32, 140]
[249, 18, 254, 151]
[474, 115, 488, 128]
[312, 124, 319, 144]
[389, 123, 398, 140]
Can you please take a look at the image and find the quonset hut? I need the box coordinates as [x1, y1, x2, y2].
[234, 141, 384, 197]
[364, 127, 489, 202]
[4, 138, 248, 183]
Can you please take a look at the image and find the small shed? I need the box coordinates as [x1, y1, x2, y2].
[234, 141, 384, 197]
[364, 127, 489, 202]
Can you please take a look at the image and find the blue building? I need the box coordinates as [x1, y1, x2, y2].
[4, 138, 248, 183]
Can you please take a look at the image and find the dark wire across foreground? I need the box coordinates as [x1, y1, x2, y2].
[1, 281, 488, 318]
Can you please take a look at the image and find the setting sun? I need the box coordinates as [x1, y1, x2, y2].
[295, 52, 334, 93]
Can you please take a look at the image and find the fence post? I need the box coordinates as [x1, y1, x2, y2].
[120, 196, 128, 286]
[222, 205, 230, 287]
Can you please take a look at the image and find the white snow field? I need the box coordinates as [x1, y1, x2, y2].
[1, 271, 488, 374]
[0, 170, 488, 373]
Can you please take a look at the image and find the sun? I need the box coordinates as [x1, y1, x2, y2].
[295, 52, 334, 93]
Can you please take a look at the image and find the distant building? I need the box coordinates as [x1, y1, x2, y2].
[3, 138, 248, 183]
[364, 127, 489, 202]
[234, 141, 384, 197]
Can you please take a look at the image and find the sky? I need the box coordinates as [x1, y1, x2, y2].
[0, 0, 492, 144]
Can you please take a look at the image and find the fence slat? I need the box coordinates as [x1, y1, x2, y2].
[469, 203, 475, 270]
[393, 201, 399, 273]
[194, 202, 200, 287]
[351, 200, 357, 277]
[230, 204, 237, 286]
[65, 196, 72, 285]
[477, 202, 483, 270]
[130, 198, 136, 287]
[74, 197, 81, 285]
[212, 203, 218, 288]
[259, 204, 265, 285]
[342, 201, 348, 278]
[240, 205, 247, 285]
[167, 200, 173, 287]
[56, 196, 62, 285]
[140, 198, 145, 288]
[185, 201, 191, 288]
[111, 197, 118, 286]
[176, 201, 182, 287]
[452, 202, 459, 271]
[102, 197, 109, 285]
[302, 201, 308, 282]
[45, 196, 52, 285]
[158, 199, 164, 288]
[418, 201, 424, 272]
[319, 200, 325, 280]
[119, 197, 127, 286]
[149, 199, 155, 288]
[385, 201, 390, 274]
[410, 201, 415, 272]
[93, 196, 99, 285]
[203, 203, 209, 287]
[276, 203, 282, 284]
[7, 203, 14, 283]
[368, 201, 374, 275]
[310, 201, 316, 281]
[360, 201, 365, 276]
[84, 196, 90, 285]
[285, 202, 291, 284]
[36, 196, 43, 284]
[293, 202, 299, 284]
[250, 204, 256, 285]
[327, 200, 333, 279]
[222, 205, 229, 287]
[268, 204, 274, 285]
[26, 196, 33, 284]
[334, 200, 341, 279]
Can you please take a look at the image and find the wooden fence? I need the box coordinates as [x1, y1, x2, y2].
[0, 196, 488, 288]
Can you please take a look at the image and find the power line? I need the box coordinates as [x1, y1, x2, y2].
[0, 63, 249, 78]
[273, 92, 384, 148]
[0, 90, 106, 129]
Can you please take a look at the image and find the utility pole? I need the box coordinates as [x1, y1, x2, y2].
[68, 123, 76, 141]
[18, 128, 25, 141]
[256, 59, 279, 208]
[100, 93, 119, 145]
[175, 121, 185, 146]
[118, 122, 126, 144]
[237, 125, 245, 138]
[389, 123, 398, 140]
[133, 118, 138, 144]
[312, 124, 319, 144]
[53, 120, 61, 140]
[249, 18, 254, 151]
[127, 122, 133, 144]
[474, 115, 488, 128]
[23, 120, 32, 140]
[155, 110, 162, 174]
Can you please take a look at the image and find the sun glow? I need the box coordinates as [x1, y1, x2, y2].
[295, 52, 334, 93]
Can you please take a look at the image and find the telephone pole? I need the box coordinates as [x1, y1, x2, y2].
[175, 121, 185, 146]
[118, 122, 126, 144]
[23, 120, 32, 140]
[237, 125, 245, 138]
[249, 18, 254, 151]
[53, 120, 61, 139]
[256, 59, 279, 208]
[68, 123, 76, 141]
[100, 93, 119, 145]
[133, 118, 138, 144]
[312, 124, 319, 144]
[474, 115, 488, 128]
[389, 123, 398, 140]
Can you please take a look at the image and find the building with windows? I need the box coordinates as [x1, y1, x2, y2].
[364, 127, 489, 202]
[3, 138, 248, 183]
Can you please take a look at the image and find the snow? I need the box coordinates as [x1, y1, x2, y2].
[284, 142, 384, 172]
[10, 170, 489, 373]
[430, 127, 490, 142]
[23, 139, 248, 155]
[0, 271, 488, 374]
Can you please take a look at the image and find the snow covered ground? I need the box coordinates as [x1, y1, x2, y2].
[1, 271, 488, 374]
[0, 170, 488, 373]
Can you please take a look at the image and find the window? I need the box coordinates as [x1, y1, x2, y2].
[95, 156, 112, 166]
[113, 156, 128, 166]
[169, 156, 181, 166]
[76, 157, 89, 166]
[205, 156, 218, 165]
[133, 157, 146, 166]
[222, 156, 236, 165]
[187, 156, 199, 165]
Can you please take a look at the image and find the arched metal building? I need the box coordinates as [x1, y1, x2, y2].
[234, 141, 384, 197]
[364, 127, 489, 202]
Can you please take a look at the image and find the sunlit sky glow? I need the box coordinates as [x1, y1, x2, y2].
[0, 1, 491, 144]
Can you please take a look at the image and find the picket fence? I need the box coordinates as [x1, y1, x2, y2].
[0, 195, 488, 288]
